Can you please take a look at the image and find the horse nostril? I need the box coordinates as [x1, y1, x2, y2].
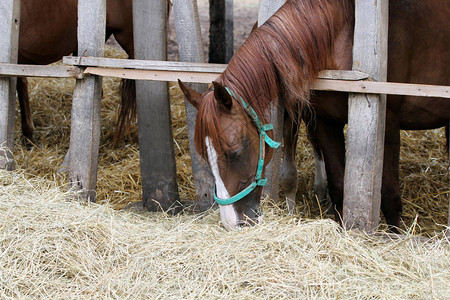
[236, 220, 246, 227]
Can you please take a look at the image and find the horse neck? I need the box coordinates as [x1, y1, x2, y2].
[220, 0, 353, 120]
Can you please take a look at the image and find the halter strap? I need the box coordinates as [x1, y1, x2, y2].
[213, 87, 281, 206]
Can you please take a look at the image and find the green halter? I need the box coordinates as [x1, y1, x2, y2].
[213, 87, 281, 206]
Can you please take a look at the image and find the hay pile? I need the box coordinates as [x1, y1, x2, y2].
[1, 169, 449, 298]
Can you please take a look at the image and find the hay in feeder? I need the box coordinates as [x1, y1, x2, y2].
[1, 168, 449, 298]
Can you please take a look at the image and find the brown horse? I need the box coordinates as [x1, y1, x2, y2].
[18, 0, 135, 144]
[179, 0, 449, 229]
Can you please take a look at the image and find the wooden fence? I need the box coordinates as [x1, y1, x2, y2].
[0, 0, 449, 230]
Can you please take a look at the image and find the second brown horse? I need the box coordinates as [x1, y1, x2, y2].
[18, 0, 135, 144]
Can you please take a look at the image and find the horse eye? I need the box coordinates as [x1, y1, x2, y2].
[227, 150, 242, 162]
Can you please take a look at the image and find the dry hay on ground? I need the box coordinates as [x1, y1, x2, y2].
[1, 169, 450, 299]
[12, 45, 449, 236]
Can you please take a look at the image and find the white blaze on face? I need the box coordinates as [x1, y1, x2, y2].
[205, 137, 238, 229]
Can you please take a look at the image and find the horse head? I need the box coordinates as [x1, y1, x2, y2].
[179, 80, 280, 229]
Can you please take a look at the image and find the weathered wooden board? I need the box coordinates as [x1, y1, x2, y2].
[225, 0, 233, 61]
[173, 0, 214, 211]
[68, 0, 106, 201]
[65, 56, 369, 79]
[258, 0, 285, 26]
[258, 0, 287, 203]
[313, 79, 450, 99]
[63, 56, 227, 73]
[0, 0, 20, 171]
[1, 60, 448, 99]
[82, 67, 450, 99]
[0, 63, 82, 78]
[84, 67, 217, 83]
[209, 0, 233, 63]
[343, 0, 389, 232]
[134, 0, 180, 213]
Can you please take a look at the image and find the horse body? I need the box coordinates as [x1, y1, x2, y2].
[310, 0, 449, 228]
[180, 0, 449, 229]
[388, 0, 449, 129]
[19, 0, 77, 65]
[17, 0, 134, 142]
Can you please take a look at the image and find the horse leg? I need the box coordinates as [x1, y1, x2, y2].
[280, 111, 300, 214]
[306, 123, 329, 209]
[16, 77, 35, 142]
[311, 117, 346, 222]
[380, 113, 402, 232]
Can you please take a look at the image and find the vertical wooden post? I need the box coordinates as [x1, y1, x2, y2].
[258, 0, 284, 24]
[343, 0, 388, 232]
[208, 0, 233, 63]
[258, 0, 286, 202]
[225, 0, 233, 61]
[134, 0, 180, 212]
[173, 0, 215, 211]
[0, 0, 19, 170]
[68, 0, 106, 201]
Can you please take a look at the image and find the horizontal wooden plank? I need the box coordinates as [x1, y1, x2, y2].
[64, 56, 228, 73]
[84, 67, 218, 83]
[319, 70, 369, 81]
[0, 61, 368, 82]
[84, 67, 450, 99]
[314, 79, 450, 99]
[0, 63, 82, 79]
[1, 59, 448, 99]
[67, 56, 369, 81]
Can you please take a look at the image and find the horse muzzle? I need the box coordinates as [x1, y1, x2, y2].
[219, 188, 263, 229]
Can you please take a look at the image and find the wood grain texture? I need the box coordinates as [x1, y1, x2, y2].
[65, 57, 374, 81]
[258, 0, 286, 203]
[63, 56, 228, 73]
[343, 0, 389, 232]
[208, 0, 233, 63]
[68, 0, 106, 201]
[313, 79, 450, 99]
[258, 0, 285, 25]
[134, 0, 181, 213]
[0, 63, 82, 78]
[0, 0, 19, 170]
[78, 65, 450, 98]
[2, 61, 447, 99]
[173, 0, 214, 211]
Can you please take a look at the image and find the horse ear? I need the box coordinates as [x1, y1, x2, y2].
[212, 81, 232, 111]
[178, 79, 201, 109]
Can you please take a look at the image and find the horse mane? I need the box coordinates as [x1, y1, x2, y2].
[195, 0, 354, 159]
